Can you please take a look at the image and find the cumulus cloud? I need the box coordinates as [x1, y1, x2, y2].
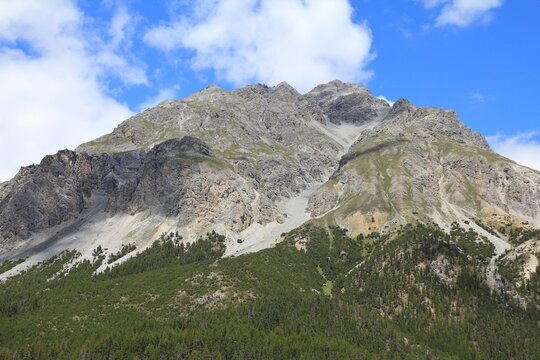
[487, 132, 540, 171]
[145, 0, 374, 93]
[0, 0, 145, 182]
[420, 0, 503, 27]
[95, 6, 148, 85]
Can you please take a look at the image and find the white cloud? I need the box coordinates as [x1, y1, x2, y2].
[377, 96, 394, 106]
[420, 0, 503, 27]
[144, 0, 374, 93]
[487, 132, 540, 171]
[421, 0, 447, 9]
[0, 0, 145, 182]
[96, 6, 148, 86]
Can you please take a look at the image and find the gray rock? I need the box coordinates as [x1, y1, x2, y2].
[306, 80, 390, 124]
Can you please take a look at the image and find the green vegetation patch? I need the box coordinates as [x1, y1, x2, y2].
[498, 254, 527, 285]
[434, 135, 508, 163]
[450, 222, 495, 263]
[506, 227, 540, 246]
[497, 252, 540, 304]
[174, 153, 235, 171]
[81, 134, 135, 153]
[316, 265, 333, 298]
[0, 259, 24, 275]
[107, 244, 137, 264]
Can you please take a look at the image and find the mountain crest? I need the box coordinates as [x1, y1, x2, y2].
[387, 97, 416, 117]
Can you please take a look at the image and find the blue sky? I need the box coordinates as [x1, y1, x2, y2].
[0, 0, 539, 181]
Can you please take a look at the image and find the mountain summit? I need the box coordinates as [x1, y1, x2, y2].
[0, 80, 538, 275]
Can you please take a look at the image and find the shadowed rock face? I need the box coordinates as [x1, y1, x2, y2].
[119, 137, 280, 232]
[0, 151, 117, 242]
[305, 80, 390, 124]
[0, 80, 539, 264]
[0, 136, 282, 251]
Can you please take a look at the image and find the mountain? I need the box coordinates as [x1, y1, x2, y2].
[1, 80, 538, 269]
[1, 80, 540, 358]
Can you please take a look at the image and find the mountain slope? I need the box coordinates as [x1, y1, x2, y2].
[0, 81, 389, 269]
[308, 98, 540, 239]
[0, 80, 539, 280]
[0, 224, 539, 359]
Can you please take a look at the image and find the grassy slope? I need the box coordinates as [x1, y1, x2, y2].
[0, 226, 539, 359]
[320, 131, 525, 229]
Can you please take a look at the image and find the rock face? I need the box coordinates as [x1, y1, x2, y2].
[0, 137, 281, 254]
[0, 151, 116, 243]
[119, 137, 280, 233]
[307, 99, 540, 237]
[305, 80, 389, 125]
[0, 80, 539, 271]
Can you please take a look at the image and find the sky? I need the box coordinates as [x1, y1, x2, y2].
[0, 0, 539, 181]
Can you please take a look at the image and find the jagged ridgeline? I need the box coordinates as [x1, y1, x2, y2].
[0, 81, 539, 358]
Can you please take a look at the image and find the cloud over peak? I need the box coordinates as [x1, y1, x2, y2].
[145, 0, 374, 93]
[0, 0, 144, 181]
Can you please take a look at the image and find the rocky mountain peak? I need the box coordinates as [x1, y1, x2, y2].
[387, 97, 416, 118]
[232, 83, 271, 100]
[268, 82, 301, 103]
[187, 84, 231, 104]
[377, 99, 490, 150]
[274, 81, 298, 92]
[306, 80, 371, 101]
[305, 80, 390, 125]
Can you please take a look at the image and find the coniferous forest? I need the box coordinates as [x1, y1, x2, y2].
[0, 224, 539, 359]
